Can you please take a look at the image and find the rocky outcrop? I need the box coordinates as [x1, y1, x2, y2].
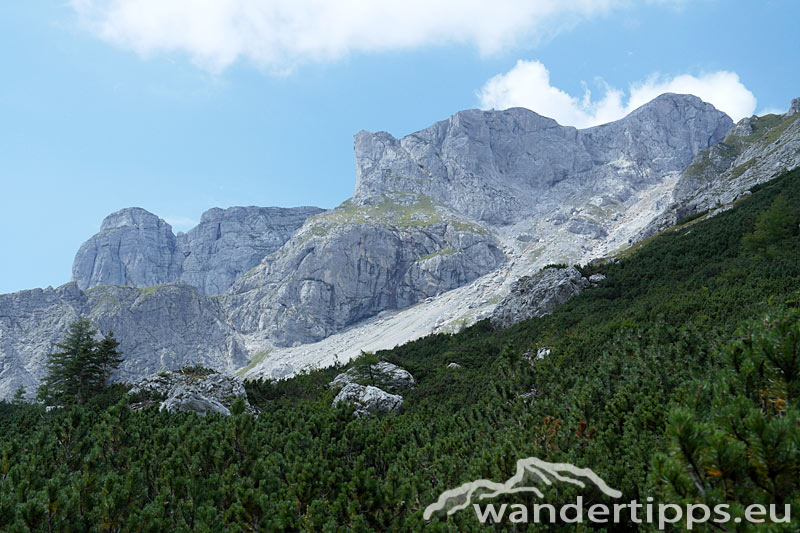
[223, 193, 504, 346]
[0, 281, 248, 400]
[329, 361, 414, 416]
[332, 383, 404, 417]
[73, 206, 323, 295]
[179, 206, 324, 295]
[329, 361, 416, 393]
[353, 94, 732, 227]
[490, 266, 590, 329]
[636, 98, 800, 240]
[0, 282, 87, 400]
[130, 370, 251, 416]
[72, 208, 181, 290]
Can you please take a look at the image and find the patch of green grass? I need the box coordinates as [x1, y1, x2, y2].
[237, 349, 271, 375]
[138, 285, 167, 298]
[302, 192, 488, 237]
[416, 248, 457, 262]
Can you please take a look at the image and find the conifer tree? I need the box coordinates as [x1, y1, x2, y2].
[37, 318, 123, 405]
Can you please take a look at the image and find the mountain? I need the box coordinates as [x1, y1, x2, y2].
[223, 94, 731, 353]
[4, 93, 791, 398]
[73, 206, 324, 295]
[353, 94, 731, 226]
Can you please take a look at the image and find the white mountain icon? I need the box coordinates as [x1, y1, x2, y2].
[423, 457, 622, 519]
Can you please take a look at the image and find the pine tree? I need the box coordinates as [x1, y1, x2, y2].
[94, 331, 123, 397]
[37, 318, 123, 405]
[742, 194, 798, 255]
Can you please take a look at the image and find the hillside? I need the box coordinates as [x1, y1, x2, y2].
[2, 166, 798, 531]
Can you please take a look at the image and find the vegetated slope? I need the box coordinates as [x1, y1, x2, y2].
[1, 168, 798, 531]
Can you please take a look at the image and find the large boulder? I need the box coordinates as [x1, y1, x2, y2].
[332, 383, 404, 417]
[130, 369, 251, 416]
[490, 266, 590, 329]
[329, 361, 416, 393]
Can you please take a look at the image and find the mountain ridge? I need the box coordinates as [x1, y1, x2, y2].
[5, 93, 799, 398]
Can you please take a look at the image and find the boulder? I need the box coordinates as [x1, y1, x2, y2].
[329, 361, 416, 393]
[160, 389, 231, 417]
[332, 383, 403, 417]
[130, 370, 252, 416]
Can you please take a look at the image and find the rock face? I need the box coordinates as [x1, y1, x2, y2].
[223, 194, 505, 346]
[332, 383, 404, 417]
[637, 100, 800, 239]
[0, 281, 248, 400]
[490, 266, 590, 329]
[353, 94, 732, 226]
[179, 206, 325, 295]
[73, 206, 323, 295]
[130, 370, 251, 416]
[0, 283, 86, 400]
[72, 208, 181, 290]
[220, 95, 727, 348]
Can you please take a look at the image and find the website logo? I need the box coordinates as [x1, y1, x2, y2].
[424, 457, 791, 528]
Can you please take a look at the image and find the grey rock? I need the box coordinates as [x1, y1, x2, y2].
[72, 208, 181, 290]
[131, 370, 251, 416]
[490, 266, 590, 329]
[0, 283, 86, 400]
[160, 391, 231, 416]
[567, 218, 607, 239]
[223, 194, 505, 346]
[332, 383, 404, 417]
[329, 361, 415, 393]
[637, 98, 800, 241]
[588, 273, 606, 285]
[788, 97, 800, 117]
[353, 94, 731, 227]
[447, 362, 463, 369]
[1, 93, 743, 398]
[73, 206, 323, 295]
[179, 206, 324, 295]
[536, 348, 551, 360]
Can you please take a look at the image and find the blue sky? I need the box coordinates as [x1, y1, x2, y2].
[1, 1, 798, 294]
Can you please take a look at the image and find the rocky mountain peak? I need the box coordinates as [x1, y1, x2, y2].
[99, 207, 169, 232]
[353, 93, 731, 226]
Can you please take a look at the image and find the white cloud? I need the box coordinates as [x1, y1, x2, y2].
[478, 60, 757, 128]
[70, 0, 682, 72]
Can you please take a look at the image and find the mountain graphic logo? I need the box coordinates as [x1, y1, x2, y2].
[423, 457, 622, 519]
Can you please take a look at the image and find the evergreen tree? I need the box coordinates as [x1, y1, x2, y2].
[742, 194, 798, 255]
[37, 318, 123, 405]
[94, 331, 123, 396]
